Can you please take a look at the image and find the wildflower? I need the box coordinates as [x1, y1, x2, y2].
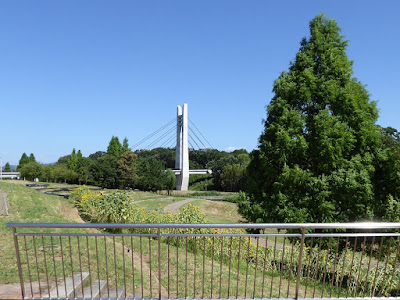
[158, 203, 162, 207]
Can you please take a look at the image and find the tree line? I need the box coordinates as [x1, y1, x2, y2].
[17, 137, 249, 192]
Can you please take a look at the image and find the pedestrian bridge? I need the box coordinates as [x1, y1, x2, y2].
[171, 169, 212, 175]
[1, 171, 20, 179]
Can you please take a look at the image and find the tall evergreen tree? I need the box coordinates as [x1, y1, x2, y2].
[17, 153, 30, 170]
[29, 153, 36, 162]
[239, 14, 398, 224]
[107, 136, 123, 158]
[4, 162, 11, 172]
[67, 148, 78, 171]
[117, 150, 138, 188]
[122, 137, 131, 153]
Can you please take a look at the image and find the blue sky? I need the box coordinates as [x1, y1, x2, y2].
[1, 1, 400, 165]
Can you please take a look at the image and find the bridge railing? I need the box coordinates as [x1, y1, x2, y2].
[7, 222, 400, 300]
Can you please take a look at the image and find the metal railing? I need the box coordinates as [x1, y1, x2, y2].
[7, 222, 400, 300]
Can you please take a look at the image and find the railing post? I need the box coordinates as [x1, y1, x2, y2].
[12, 228, 25, 299]
[295, 228, 306, 300]
[158, 228, 162, 300]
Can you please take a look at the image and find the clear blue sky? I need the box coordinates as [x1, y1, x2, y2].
[1, 1, 400, 165]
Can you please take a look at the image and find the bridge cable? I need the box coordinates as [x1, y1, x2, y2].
[188, 118, 214, 149]
[144, 126, 176, 150]
[132, 118, 175, 149]
[159, 131, 177, 149]
[188, 133, 202, 150]
[167, 139, 176, 149]
[189, 127, 207, 149]
[188, 140, 195, 151]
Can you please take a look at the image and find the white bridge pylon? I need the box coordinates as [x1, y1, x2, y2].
[172, 103, 212, 191]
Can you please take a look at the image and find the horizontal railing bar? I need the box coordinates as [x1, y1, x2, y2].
[161, 233, 302, 238]
[21, 297, 400, 300]
[306, 232, 400, 237]
[8, 222, 400, 229]
[15, 232, 158, 237]
[15, 232, 301, 238]
[15, 231, 400, 238]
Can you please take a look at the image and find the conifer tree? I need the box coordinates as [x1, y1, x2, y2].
[17, 153, 30, 170]
[67, 149, 78, 171]
[122, 137, 130, 153]
[4, 162, 11, 172]
[107, 136, 123, 158]
[240, 14, 399, 224]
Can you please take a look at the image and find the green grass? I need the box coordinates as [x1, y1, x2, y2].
[0, 182, 81, 284]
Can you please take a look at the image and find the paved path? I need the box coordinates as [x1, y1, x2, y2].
[163, 198, 197, 214]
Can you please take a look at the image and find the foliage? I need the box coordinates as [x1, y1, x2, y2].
[89, 154, 120, 188]
[207, 151, 249, 191]
[122, 137, 131, 152]
[29, 153, 36, 162]
[117, 150, 138, 188]
[107, 136, 123, 158]
[17, 153, 30, 170]
[4, 162, 11, 172]
[240, 14, 400, 224]
[135, 157, 166, 191]
[19, 161, 43, 181]
[221, 163, 246, 192]
[164, 169, 176, 195]
[67, 148, 78, 171]
[52, 163, 78, 183]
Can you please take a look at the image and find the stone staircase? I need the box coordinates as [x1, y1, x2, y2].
[49, 272, 125, 298]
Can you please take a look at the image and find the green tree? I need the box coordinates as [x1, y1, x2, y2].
[19, 161, 43, 181]
[57, 155, 71, 164]
[53, 164, 78, 183]
[207, 155, 240, 190]
[4, 162, 11, 172]
[67, 148, 79, 172]
[43, 165, 55, 182]
[122, 137, 131, 153]
[164, 169, 176, 195]
[107, 136, 123, 158]
[117, 150, 138, 188]
[29, 153, 36, 162]
[240, 14, 398, 224]
[89, 155, 119, 188]
[135, 158, 165, 191]
[221, 164, 246, 192]
[17, 153, 30, 170]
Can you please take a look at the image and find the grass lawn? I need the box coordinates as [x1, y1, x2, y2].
[0, 182, 84, 284]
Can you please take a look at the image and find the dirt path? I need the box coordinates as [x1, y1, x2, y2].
[163, 198, 197, 214]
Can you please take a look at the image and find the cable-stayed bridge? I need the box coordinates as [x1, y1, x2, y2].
[132, 103, 212, 190]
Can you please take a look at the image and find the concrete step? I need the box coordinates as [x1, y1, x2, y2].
[79, 279, 107, 298]
[108, 286, 125, 298]
[49, 272, 90, 297]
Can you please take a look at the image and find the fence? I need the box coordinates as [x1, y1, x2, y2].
[7, 222, 400, 299]
[0, 188, 9, 215]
